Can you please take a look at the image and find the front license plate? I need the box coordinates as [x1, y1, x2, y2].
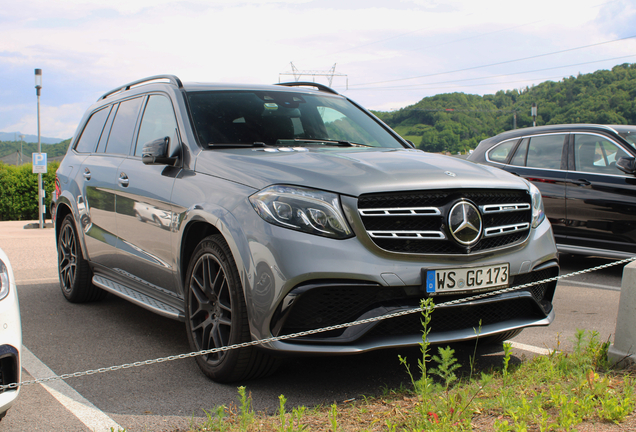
[425, 263, 509, 294]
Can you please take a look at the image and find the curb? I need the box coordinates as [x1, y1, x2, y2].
[608, 260, 636, 368]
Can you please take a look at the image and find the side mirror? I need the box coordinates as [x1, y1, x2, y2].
[616, 156, 636, 175]
[142, 137, 178, 166]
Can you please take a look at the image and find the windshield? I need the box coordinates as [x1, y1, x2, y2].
[618, 131, 636, 149]
[186, 90, 405, 148]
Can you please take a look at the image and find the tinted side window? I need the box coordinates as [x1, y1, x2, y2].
[105, 97, 143, 155]
[525, 135, 565, 170]
[74, 107, 111, 153]
[489, 139, 517, 163]
[509, 138, 529, 166]
[135, 95, 179, 156]
[96, 105, 117, 153]
[574, 134, 630, 174]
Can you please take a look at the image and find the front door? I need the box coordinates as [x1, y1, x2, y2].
[565, 133, 636, 254]
[114, 94, 181, 295]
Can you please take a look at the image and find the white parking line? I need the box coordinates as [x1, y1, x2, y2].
[21, 346, 123, 432]
[507, 340, 554, 356]
[16, 278, 60, 284]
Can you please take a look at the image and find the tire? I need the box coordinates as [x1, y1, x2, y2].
[184, 234, 280, 382]
[57, 214, 106, 303]
[479, 329, 523, 345]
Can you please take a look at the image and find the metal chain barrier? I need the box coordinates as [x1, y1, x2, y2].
[4, 255, 634, 391]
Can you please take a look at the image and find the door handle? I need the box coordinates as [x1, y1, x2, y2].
[118, 173, 129, 187]
[82, 168, 91, 181]
[572, 178, 591, 186]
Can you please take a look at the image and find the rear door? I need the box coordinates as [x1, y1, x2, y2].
[564, 133, 636, 254]
[80, 97, 143, 268]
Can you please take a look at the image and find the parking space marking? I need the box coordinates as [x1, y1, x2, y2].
[507, 340, 554, 356]
[558, 280, 621, 291]
[16, 278, 60, 284]
[21, 346, 123, 432]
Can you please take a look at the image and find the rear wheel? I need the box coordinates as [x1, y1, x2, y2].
[57, 214, 106, 303]
[185, 234, 280, 382]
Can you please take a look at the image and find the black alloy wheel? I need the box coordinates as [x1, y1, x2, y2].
[188, 250, 234, 366]
[57, 214, 105, 302]
[185, 234, 280, 382]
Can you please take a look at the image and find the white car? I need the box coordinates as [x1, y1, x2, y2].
[0, 248, 21, 420]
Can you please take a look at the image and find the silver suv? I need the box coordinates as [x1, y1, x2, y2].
[54, 75, 558, 382]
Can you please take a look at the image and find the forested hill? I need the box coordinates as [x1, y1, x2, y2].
[373, 63, 636, 154]
[0, 138, 71, 160]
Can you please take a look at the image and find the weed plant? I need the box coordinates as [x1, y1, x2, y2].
[185, 302, 635, 432]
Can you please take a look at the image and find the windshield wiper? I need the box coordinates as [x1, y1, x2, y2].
[207, 142, 269, 148]
[293, 139, 372, 147]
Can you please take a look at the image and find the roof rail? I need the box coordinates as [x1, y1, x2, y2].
[99, 75, 183, 101]
[276, 81, 339, 95]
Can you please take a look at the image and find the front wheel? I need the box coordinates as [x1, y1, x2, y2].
[479, 329, 523, 345]
[57, 214, 106, 303]
[184, 234, 279, 382]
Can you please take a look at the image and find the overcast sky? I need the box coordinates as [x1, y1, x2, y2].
[2, 0, 635, 140]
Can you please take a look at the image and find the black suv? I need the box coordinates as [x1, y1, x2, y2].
[54, 75, 558, 382]
[469, 124, 636, 258]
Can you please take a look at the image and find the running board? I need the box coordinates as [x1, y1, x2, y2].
[92, 275, 184, 320]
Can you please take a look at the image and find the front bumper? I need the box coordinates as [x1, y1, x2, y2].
[263, 261, 558, 354]
[239, 194, 559, 354]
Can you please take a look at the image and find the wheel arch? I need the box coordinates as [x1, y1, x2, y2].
[53, 194, 91, 261]
[178, 213, 252, 299]
[180, 220, 222, 288]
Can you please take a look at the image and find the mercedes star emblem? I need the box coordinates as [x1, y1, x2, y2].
[448, 201, 482, 245]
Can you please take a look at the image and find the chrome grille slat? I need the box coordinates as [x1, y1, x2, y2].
[368, 230, 446, 239]
[358, 207, 441, 216]
[482, 203, 531, 213]
[484, 223, 530, 238]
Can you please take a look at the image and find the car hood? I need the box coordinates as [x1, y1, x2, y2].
[193, 147, 529, 196]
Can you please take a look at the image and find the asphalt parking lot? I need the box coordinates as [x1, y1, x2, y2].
[0, 220, 629, 431]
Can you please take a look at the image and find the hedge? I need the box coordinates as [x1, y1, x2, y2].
[0, 161, 59, 221]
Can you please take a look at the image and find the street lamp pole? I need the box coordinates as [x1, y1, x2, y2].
[19, 134, 24, 165]
[35, 69, 43, 229]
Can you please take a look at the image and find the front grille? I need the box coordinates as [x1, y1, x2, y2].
[276, 266, 556, 340]
[358, 189, 532, 254]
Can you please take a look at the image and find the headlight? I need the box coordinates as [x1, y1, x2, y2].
[527, 182, 545, 228]
[250, 185, 353, 239]
[0, 259, 10, 301]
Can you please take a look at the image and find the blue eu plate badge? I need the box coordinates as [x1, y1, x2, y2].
[426, 271, 435, 293]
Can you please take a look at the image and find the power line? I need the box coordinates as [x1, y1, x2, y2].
[347, 73, 574, 92]
[344, 54, 636, 91]
[349, 34, 636, 87]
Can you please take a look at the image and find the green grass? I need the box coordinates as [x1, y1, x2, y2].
[176, 300, 635, 431]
